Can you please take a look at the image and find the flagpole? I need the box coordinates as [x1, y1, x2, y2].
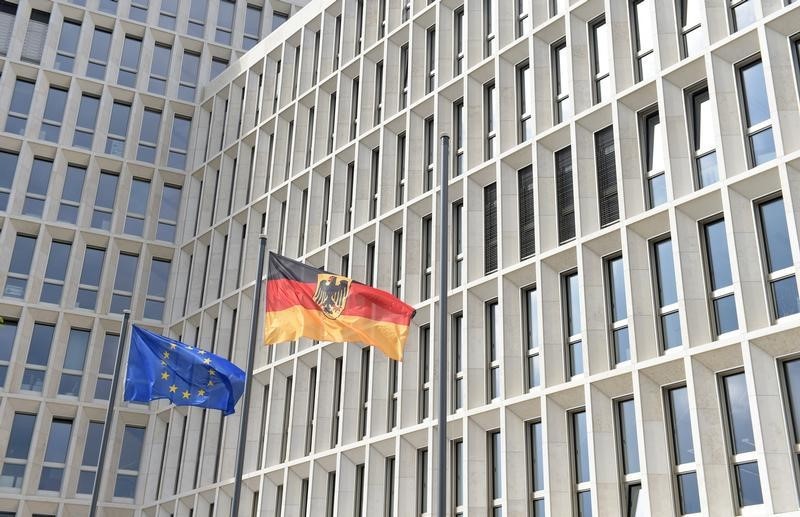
[231, 234, 268, 516]
[436, 135, 450, 517]
[89, 309, 131, 517]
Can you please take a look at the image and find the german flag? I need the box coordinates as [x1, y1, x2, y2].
[264, 253, 416, 361]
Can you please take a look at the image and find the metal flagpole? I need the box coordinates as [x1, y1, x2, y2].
[436, 135, 450, 517]
[231, 234, 268, 516]
[89, 309, 132, 517]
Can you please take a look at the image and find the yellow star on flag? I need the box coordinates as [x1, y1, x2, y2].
[161, 371, 169, 380]
[208, 369, 216, 376]
[203, 358, 212, 365]
[170, 343, 177, 349]
[198, 349, 206, 355]
[207, 380, 215, 387]
[197, 389, 206, 396]
[162, 351, 170, 359]
[182, 390, 191, 399]
[169, 384, 178, 393]
[161, 360, 167, 366]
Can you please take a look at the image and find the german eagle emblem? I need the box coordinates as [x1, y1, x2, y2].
[313, 274, 351, 319]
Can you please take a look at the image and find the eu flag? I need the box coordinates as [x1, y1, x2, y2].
[124, 325, 246, 415]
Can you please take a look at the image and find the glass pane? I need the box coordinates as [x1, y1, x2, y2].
[662, 311, 682, 349]
[0, 320, 17, 361]
[714, 295, 739, 334]
[627, 483, 641, 517]
[148, 259, 171, 297]
[530, 421, 543, 491]
[44, 419, 72, 463]
[567, 274, 581, 336]
[759, 197, 793, 272]
[82, 421, 105, 465]
[80, 247, 106, 286]
[7, 413, 37, 458]
[94, 378, 111, 400]
[99, 334, 119, 375]
[43, 87, 68, 123]
[76, 95, 100, 129]
[655, 239, 677, 306]
[724, 373, 755, 454]
[619, 399, 640, 474]
[609, 257, 627, 322]
[704, 219, 733, 290]
[669, 387, 694, 464]
[614, 327, 631, 363]
[696, 152, 718, 187]
[646, 114, 663, 172]
[772, 276, 800, 318]
[573, 411, 589, 483]
[648, 173, 668, 208]
[678, 472, 701, 514]
[570, 340, 583, 376]
[27, 323, 54, 365]
[118, 426, 145, 470]
[577, 490, 592, 517]
[58, 373, 82, 396]
[528, 354, 540, 388]
[733, 0, 757, 31]
[62, 165, 86, 203]
[114, 473, 138, 498]
[735, 461, 763, 506]
[63, 329, 90, 370]
[108, 102, 131, 138]
[0, 463, 26, 488]
[9, 79, 34, 115]
[95, 173, 118, 210]
[9, 235, 36, 275]
[740, 60, 770, 126]
[750, 127, 776, 166]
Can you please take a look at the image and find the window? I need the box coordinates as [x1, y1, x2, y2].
[77, 421, 104, 493]
[0, 1, 16, 56]
[354, 463, 365, 517]
[298, 188, 309, 255]
[393, 229, 403, 297]
[55, 19, 81, 72]
[105, 102, 131, 157]
[396, 132, 407, 206]
[453, 99, 465, 176]
[678, 0, 704, 58]
[642, 110, 667, 208]
[272, 10, 288, 30]
[179, 51, 201, 102]
[385, 456, 396, 517]
[738, 59, 775, 167]
[517, 0, 531, 36]
[94, 333, 119, 399]
[572, 410, 592, 516]
[553, 40, 572, 122]
[653, 237, 681, 350]
[118, 36, 141, 88]
[350, 77, 360, 140]
[400, 43, 410, 109]
[527, 420, 545, 516]
[87, 28, 112, 80]
[325, 471, 336, 517]
[5, 234, 37, 299]
[244, 4, 262, 49]
[454, 7, 464, 75]
[355, 0, 364, 54]
[291, 46, 301, 99]
[595, 126, 619, 226]
[485, 81, 498, 159]
[667, 386, 700, 514]
[556, 146, 575, 243]
[370, 148, 380, 219]
[91, 171, 118, 230]
[615, 399, 642, 515]
[417, 448, 429, 516]
[21, 322, 54, 392]
[451, 313, 464, 411]
[426, 26, 436, 93]
[702, 218, 738, 336]
[41, 240, 72, 304]
[312, 31, 321, 84]
[757, 196, 799, 318]
[58, 328, 89, 396]
[114, 425, 145, 498]
[22, 158, 52, 217]
[149, 44, 171, 95]
[720, 372, 763, 507]
[6, 78, 35, 135]
[331, 357, 343, 447]
[358, 348, 371, 439]
[328, 92, 337, 154]
[122, 178, 150, 236]
[169, 115, 192, 169]
[421, 215, 432, 299]
[517, 62, 533, 142]
[38, 418, 72, 492]
[0, 319, 18, 388]
[564, 272, 583, 377]
[73, 94, 100, 150]
[188, 0, 207, 36]
[320, 175, 331, 245]
[111, 252, 139, 313]
[215, 0, 234, 43]
[305, 367, 317, 454]
[632, 0, 656, 82]
[424, 116, 435, 191]
[419, 325, 431, 421]
[280, 375, 293, 462]
[57, 164, 85, 223]
[0, 150, 18, 211]
[402, 0, 411, 21]
[76, 246, 106, 310]
[344, 161, 355, 232]
[486, 300, 501, 401]
[145, 258, 171, 320]
[0, 413, 37, 488]
[453, 200, 464, 287]
[451, 440, 464, 516]
[129, 0, 148, 22]
[375, 61, 384, 124]
[688, 87, 718, 188]
[306, 108, 316, 168]
[485, 183, 498, 273]
[606, 255, 631, 364]
[387, 358, 400, 431]
[157, 184, 181, 242]
[41, 86, 68, 142]
[591, 17, 611, 103]
[137, 108, 162, 163]
[333, 14, 342, 70]
[524, 286, 541, 389]
[99, 0, 118, 14]
[730, 0, 756, 32]
[489, 430, 503, 515]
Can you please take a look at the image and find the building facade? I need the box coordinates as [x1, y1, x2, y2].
[0, 0, 306, 515]
[159, 0, 800, 516]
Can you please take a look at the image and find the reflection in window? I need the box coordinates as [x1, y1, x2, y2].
[77, 246, 106, 310]
[5, 234, 36, 299]
[556, 146, 575, 243]
[6, 78, 35, 135]
[757, 196, 799, 319]
[518, 61, 533, 142]
[87, 28, 112, 80]
[91, 172, 118, 230]
[618, 398, 641, 516]
[486, 301, 501, 401]
[23, 158, 52, 217]
[106, 101, 131, 157]
[653, 237, 681, 350]
[678, 0, 704, 57]
[41, 86, 68, 142]
[572, 410, 591, 515]
[607, 255, 630, 364]
[114, 425, 145, 498]
[668, 386, 700, 514]
[55, 20, 81, 72]
[703, 219, 738, 336]
[0, 319, 18, 388]
[452, 313, 464, 411]
[485, 183, 498, 273]
[642, 111, 667, 208]
[524, 286, 541, 389]
[118, 36, 142, 87]
[689, 87, 718, 188]
[564, 272, 583, 377]
[168, 115, 192, 169]
[73, 94, 100, 150]
[21, 322, 54, 392]
[739, 59, 775, 167]
[41, 240, 72, 304]
[0, 412, 37, 488]
[58, 328, 89, 396]
[553, 40, 572, 122]
[137, 109, 162, 163]
[730, 0, 756, 32]
[0, 150, 18, 211]
[721, 372, 763, 507]
[591, 16, 611, 103]
[632, 0, 656, 82]
[77, 421, 104, 493]
[94, 334, 118, 400]
[527, 420, 545, 515]
[39, 418, 73, 492]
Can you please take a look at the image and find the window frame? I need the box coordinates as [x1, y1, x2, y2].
[736, 56, 775, 168]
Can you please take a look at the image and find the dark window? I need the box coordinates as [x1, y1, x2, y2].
[595, 126, 619, 226]
[555, 147, 575, 243]
[484, 183, 498, 273]
[518, 166, 535, 259]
